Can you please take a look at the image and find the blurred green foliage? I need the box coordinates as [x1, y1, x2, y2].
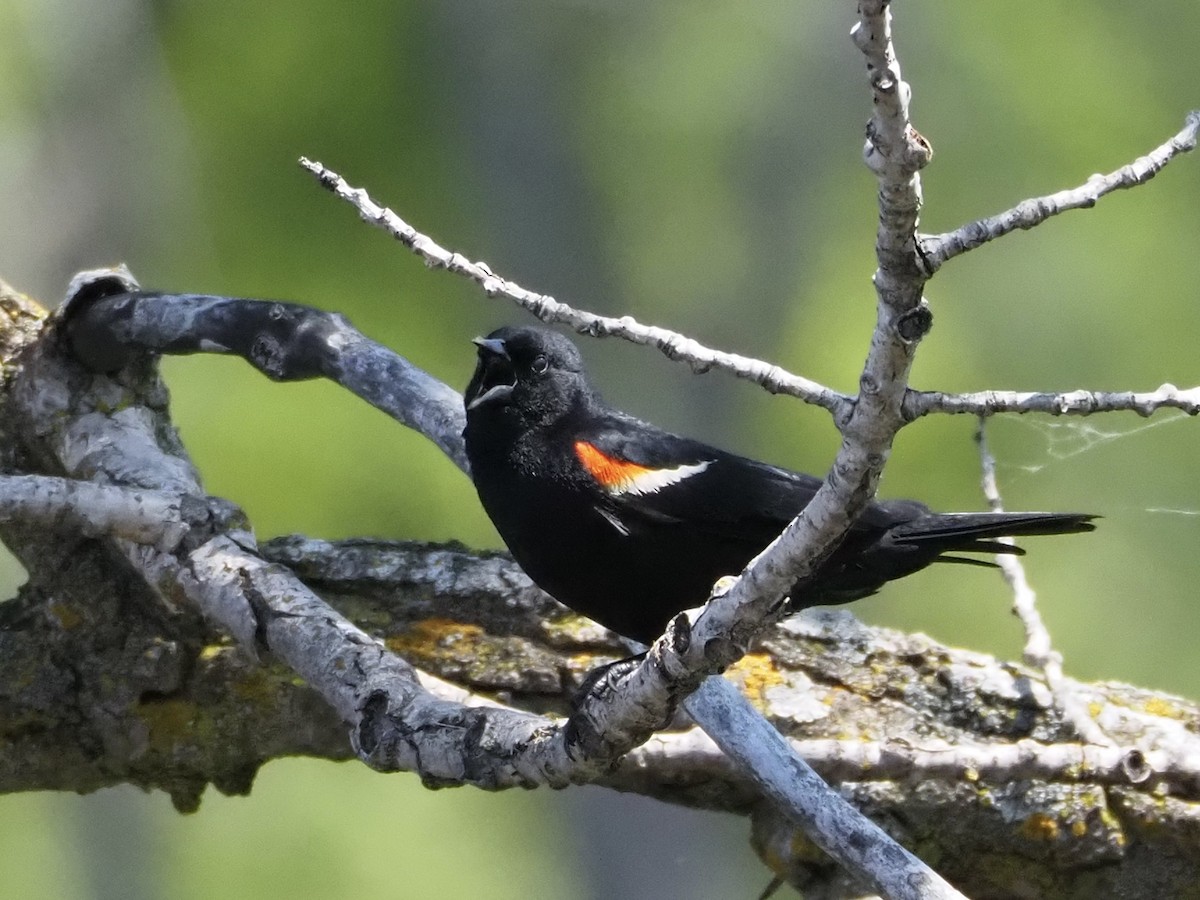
[1, 1, 1198, 897]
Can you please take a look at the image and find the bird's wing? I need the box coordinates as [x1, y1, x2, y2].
[570, 414, 1093, 601]
[571, 415, 825, 544]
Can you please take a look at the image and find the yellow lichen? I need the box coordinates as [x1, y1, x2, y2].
[386, 618, 529, 682]
[727, 652, 786, 706]
[1020, 812, 1060, 842]
[387, 618, 486, 658]
[1141, 696, 1186, 720]
[138, 698, 202, 753]
[230, 668, 275, 703]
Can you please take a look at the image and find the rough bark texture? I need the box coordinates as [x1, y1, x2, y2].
[3, 279, 1200, 897]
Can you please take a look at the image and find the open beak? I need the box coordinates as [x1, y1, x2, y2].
[472, 337, 509, 358]
[467, 337, 516, 410]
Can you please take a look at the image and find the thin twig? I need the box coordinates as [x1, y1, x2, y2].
[976, 418, 1115, 748]
[906, 383, 1200, 419]
[297, 157, 851, 420]
[920, 111, 1200, 273]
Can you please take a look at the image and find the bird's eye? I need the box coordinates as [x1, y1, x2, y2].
[531, 354, 549, 374]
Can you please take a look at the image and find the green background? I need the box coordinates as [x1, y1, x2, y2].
[2, 1, 1198, 897]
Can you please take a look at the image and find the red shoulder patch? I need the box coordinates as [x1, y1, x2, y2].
[574, 441, 712, 496]
[574, 441, 651, 490]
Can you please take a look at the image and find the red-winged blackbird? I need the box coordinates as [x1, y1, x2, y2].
[463, 325, 1095, 644]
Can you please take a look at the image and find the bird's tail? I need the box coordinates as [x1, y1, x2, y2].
[791, 510, 1096, 609]
[890, 511, 1097, 556]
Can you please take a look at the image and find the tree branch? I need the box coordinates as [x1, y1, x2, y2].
[975, 419, 1115, 751]
[0, 474, 193, 549]
[905, 382, 1200, 420]
[61, 276, 470, 473]
[7, 512, 1200, 894]
[16, 276, 730, 796]
[297, 156, 852, 420]
[0, 1, 1194, 894]
[57, 266, 955, 897]
[920, 111, 1200, 273]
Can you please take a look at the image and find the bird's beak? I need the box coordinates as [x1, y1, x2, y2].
[472, 336, 510, 359]
[467, 337, 516, 410]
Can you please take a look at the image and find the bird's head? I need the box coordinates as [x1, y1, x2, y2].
[465, 325, 591, 428]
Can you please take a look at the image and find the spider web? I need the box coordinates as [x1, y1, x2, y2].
[988, 411, 1199, 518]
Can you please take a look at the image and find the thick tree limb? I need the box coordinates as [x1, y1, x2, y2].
[7, 513, 1200, 894]
[0, 474, 193, 549]
[9, 277, 719, 799]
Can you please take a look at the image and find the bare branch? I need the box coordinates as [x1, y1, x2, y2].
[920, 111, 1200, 273]
[56, 267, 956, 898]
[676, 0, 940, 681]
[852, 0, 933, 282]
[62, 287, 472, 473]
[18, 274, 674, 791]
[634, 734, 1166, 798]
[905, 382, 1200, 420]
[676, 0, 932, 649]
[0, 474, 192, 550]
[297, 157, 851, 419]
[685, 677, 962, 900]
[975, 420, 1114, 749]
[664, 6, 961, 897]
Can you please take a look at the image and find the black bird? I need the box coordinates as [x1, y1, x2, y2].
[463, 325, 1094, 644]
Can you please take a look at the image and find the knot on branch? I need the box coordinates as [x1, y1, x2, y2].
[864, 121, 934, 179]
[1121, 749, 1153, 785]
[894, 302, 933, 343]
[59, 266, 144, 372]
